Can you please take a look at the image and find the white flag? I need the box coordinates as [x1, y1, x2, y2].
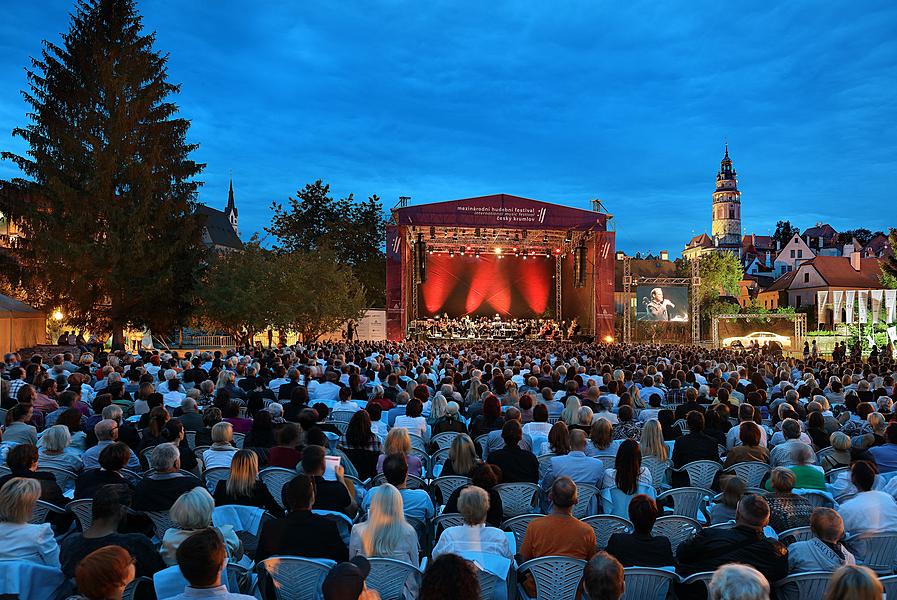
[845, 291, 856, 324]
[817, 291, 829, 309]
[888, 325, 897, 344]
[871, 290, 884, 324]
[858, 291, 868, 324]
[833, 291, 845, 324]
[886, 289, 897, 324]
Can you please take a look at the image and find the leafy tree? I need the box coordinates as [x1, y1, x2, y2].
[772, 220, 800, 248]
[838, 228, 875, 246]
[695, 252, 743, 304]
[267, 180, 386, 306]
[0, 0, 205, 346]
[882, 229, 897, 288]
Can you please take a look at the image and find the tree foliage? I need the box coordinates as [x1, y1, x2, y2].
[0, 0, 205, 344]
[266, 180, 386, 307]
[881, 229, 897, 288]
[838, 228, 881, 247]
[697, 252, 743, 303]
[772, 220, 799, 248]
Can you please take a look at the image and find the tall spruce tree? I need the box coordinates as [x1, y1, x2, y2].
[0, 0, 205, 347]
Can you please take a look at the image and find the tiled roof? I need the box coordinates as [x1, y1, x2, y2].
[762, 270, 798, 293]
[196, 205, 242, 249]
[805, 255, 883, 288]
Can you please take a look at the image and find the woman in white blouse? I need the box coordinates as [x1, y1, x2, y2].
[202, 422, 238, 470]
[160, 487, 242, 566]
[393, 398, 428, 440]
[38, 425, 84, 473]
[0, 477, 60, 566]
[432, 486, 512, 560]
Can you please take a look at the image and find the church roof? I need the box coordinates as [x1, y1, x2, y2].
[686, 233, 714, 249]
[196, 205, 242, 249]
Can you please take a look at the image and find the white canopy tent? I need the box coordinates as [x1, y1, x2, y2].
[0, 294, 45, 356]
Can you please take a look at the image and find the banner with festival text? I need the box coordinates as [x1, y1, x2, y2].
[832, 291, 844, 324]
[886, 289, 897, 324]
[858, 291, 868, 323]
[845, 291, 856, 324]
[871, 290, 883, 324]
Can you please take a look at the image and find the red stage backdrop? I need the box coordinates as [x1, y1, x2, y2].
[421, 255, 553, 318]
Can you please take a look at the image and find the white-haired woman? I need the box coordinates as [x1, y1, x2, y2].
[708, 563, 769, 600]
[202, 422, 238, 470]
[350, 484, 419, 599]
[432, 486, 511, 560]
[161, 487, 242, 565]
[38, 425, 84, 473]
[0, 477, 60, 566]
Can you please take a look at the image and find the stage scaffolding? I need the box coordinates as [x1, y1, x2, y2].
[622, 255, 702, 344]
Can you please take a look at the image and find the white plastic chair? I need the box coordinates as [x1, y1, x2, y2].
[233, 432, 246, 449]
[657, 486, 711, 520]
[260, 466, 297, 509]
[652, 515, 701, 554]
[572, 483, 599, 519]
[329, 411, 356, 424]
[432, 476, 470, 505]
[143, 510, 174, 540]
[37, 466, 79, 493]
[431, 431, 460, 450]
[67, 498, 94, 530]
[494, 482, 540, 519]
[673, 460, 721, 489]
[537, 453, 556, 481]
[366, 557, 422, 600]
[621, 567, 680, 600]
[582, 514, 634, 550]
[502, 514, 543, 548]
[29, 499, 65, 524]
[845, 532, 897, 574]
[256, 556, 336, 600]
[595, 454, 617, 471]
[642, 456, 671, 492]
[517, 556, 586, 600]
[433, 512, 465, 541]
[723, 461, 771, 488]
[879, 574, 897, 599]
[773, 571, 833, 600]
[203, 466, 231, 493]
[312, 509, 354, 546]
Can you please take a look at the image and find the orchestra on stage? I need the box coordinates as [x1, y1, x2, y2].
[407, 313, 581, 341]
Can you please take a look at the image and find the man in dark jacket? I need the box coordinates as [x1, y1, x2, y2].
[131, 443, 201, 511]
[677, 494, 788, 597]
[671, 410, 721, 487]
[487, 420, 540, 483]
[255, 474, 348, 563]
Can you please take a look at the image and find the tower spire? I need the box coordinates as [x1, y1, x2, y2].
[225, 176, 238, 233]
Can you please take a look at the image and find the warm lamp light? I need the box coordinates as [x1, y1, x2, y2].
[52, 311, 64, 321]
[603, 335, 614, 343]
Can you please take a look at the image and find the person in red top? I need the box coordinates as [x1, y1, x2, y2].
[366, 387, 396, 412]
[267, 423, 303, 470]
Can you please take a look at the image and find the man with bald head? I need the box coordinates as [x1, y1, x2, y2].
[541, 428, 605, 494]
[521, 477, 596, 562]
[83, 419, 141, 470]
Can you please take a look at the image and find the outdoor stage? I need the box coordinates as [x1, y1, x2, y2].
[386, 194, 616, 341]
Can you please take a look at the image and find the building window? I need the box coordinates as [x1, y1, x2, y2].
[797, 249, 803, 258]
[796, 295, 802, 307]
[790, 249, 795, 258]
[729, 208, 735, 219]
[804, 272, 809, 283]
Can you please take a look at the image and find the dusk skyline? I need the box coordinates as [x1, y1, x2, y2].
[1, 1, 895, 256]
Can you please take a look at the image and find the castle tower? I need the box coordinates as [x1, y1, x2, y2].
[711, 144, 741, 249]
[225, 178, 238, 234]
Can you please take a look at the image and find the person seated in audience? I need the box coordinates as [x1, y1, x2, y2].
[770, 418, 817, 468]
[522, 403, 553, 439]
[177, 397, 204, 432]
[4, 403, 38, 445]
[419, 553, 481, 600]
[433, 485, 511, 560]
[587, 417, 614, 456]
[194, 406, 222, 448]
[169, 528, 256, 600]
[677, 494, 788, 590]
[487, 420, 540, 483]
[255, 474, 349, 563]
[202, 421, 239, 469]
[521, 477, 597, 562]
[763, 467, 814, 533]
[301, 444, 356, 516]
[38, 424, 84, 473]
[787, 507, 855, 573]
[243, 409, 277, 449]
[0, 477, 59, 566]
[439, 433, 481, 478]
[544, 420, 572, 455]
[542, 428, 604, 492]
[838, 460, 897, 546]
[600, 439, 654, 517]
[221, 400, 252, 434]
[75, 442, 136, 499]
[723, 422, 769, 469]
[605, 494, 674, 567]
[161, 419, 198, 473]
[469, 395, 505, 440]
[430, 400, 467, 437]
[73, 545, 137, 600]
[322, 555, 379, 600]
[486, 407, 531, 454]
[60, 484, 164, 579]
[83, 419, 141, 471]
[868, 422, 897, 473]
[339, 410, 383, 481]
[710, 476, 745, 524]
[823, 564, 883, 600]
[161, 486, 243, 566]
[132, 443, 202, 512]
[444, 463, 504, 527]
[726, 404, 767, 450]
[364, 453, 434, 523]
[349, 483, 419, 597]
[366, 403, 390, 441]
[375, 428, 424, 478]
[821, 432, 853, 471]
[707, 563, 769, 600]
[267, 423, 302, 470]
[671, 410, 721, 487]
[779, 442, 826, 491]
[0, 443, 68, 506]
[213, 449, 281, 515]
[611, 404, 642, 441]
[583, 552, 625, 600]
[639, 418, 669, 464]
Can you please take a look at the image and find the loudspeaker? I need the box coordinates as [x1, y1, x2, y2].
[573, 245, 587, 287]
[416, 235, 427, 283]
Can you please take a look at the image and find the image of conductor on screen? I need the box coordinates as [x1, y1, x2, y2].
[644, 287, 676, 321]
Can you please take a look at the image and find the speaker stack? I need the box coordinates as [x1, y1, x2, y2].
[573, 244, 587, 288]
[415, 234, 427, 284]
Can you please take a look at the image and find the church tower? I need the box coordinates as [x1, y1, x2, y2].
[225, 178, 238, 234]
[711, 144, 741, 250]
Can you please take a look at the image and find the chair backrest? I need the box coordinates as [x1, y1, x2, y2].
[409, 447, 430, 475]
[313, 509, 354, 546]
[29, 499, 64, 525]
[67, 498, 94, 530]
[203, 466, 232, 493]
[572, 484, 599, 519]
[642, 457, 671, 492]
[656, 487, 710, 520]
[431, 431, 460, 450]
[681, 571, 714, 592]
[652, 515, 701, 554]
[36, 466, 78, 492]
[517, 556, 586, 600]
[184, 430, 196, 450]
[432, 476, 470, 505]
[673, 418, 689, 434]
[120, 468, 144, 486]
[773, 571, 833, 600]
[815, 446, 835, 465]
[143, 510, 174, 539]
[723, 461, 771, 488]
[433, 512, 466, 541]
[777, 526, 814, 545]
[232, 432, 246, 449]
[502, 514, 543, 548]
[475, 566, 503, 600]
[257, 556, 336, 600]
[121, 576, 154, 600]
[879, 574, 897, 600]
[495, 482, 540, 518]
[408, 433, 427, 453]
[582, 515, 634, 550]
[259, 467, 297, 509]
[366, 557, 422, 600]
[676, 460, 721, 489]
[826, 466, 849, 483]
[329, 411, 355, 424]
[621, 567, 680, 600]
[537, 453, 556, 480]
[431, 448, 451, 469]
[193, 445, 211, 465]
[845, 532, 897, 574]
[797, 490, 834, 508]
[595, 454, 617, 471]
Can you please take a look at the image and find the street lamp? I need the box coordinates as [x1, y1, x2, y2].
[52, 311, 64, 321]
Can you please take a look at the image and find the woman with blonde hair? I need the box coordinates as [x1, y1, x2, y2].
[824, 565, 882, 600]
[441, 434, 480, 477]
[639, 419, 669, 462]
[0, 477, 59, 565]
[161, 487, 242, 565]
[629, 385, 646, 409]
[350, 483, 419, 598]
[428, 394, 448, 425]
[202, 422, 238, 469]
[212, 449, 281, 514]
[376, 428, 423, 477]
[560, 397, 582, 426]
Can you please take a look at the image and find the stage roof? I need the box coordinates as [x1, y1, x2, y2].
[393, 194, 607, 231]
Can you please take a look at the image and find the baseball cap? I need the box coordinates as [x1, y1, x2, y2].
[322, 556, 371, 600]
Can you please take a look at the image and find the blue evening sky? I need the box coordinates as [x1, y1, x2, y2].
[1, 1, 895, 255]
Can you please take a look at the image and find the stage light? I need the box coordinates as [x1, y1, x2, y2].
[449, 249, 455, 257]
[498, 254, 504, 259]
[494, 247, 502, 255]
[52, 310, 64, 321]
[554, 248, 562, 254]
[459, 247, 465, 256]
[603, 335, 615, 343]
[429, 226, 436, 240]
[475, 251, 481, 258]
[522, 254, 528, 260]
[512, 247, 518, 252]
